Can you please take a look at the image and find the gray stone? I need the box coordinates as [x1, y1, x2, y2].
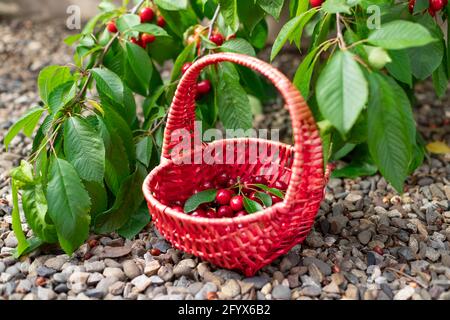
[123, 260, 141, 279]
[394, 286, 415, 300]
[397, 247, 415, 261]
[103, 267, 126, 281]
[195, 282, 218, 300]
[85, 288, 105, 299]
[300, 285, 321, 297]
[87, 272, 104, 285]
[54, 283, 69, 294]
[328, 215, 349, 234]
[69, 271, 90, 285]
[144, 260, 161, 276]
[358, 230, 372, 245]
[84, 260, 106, 273]
[0, 262, 5, 273]
[96, 277, 118, 294]
[36, 266, 56, 277]
[109, 281, 125, 295]
[302, 257, 332, 276]
[305, 231, 325, 248]
[221, 279, 240, 298]
[173, 259, 196, 277]
[131, 275, 152, 292]
[101, 246, 131, 258]
[272, 285, 291, 299]
[37, 287, 56, 300]
[15, 279, 32, 293]
[242, 276, 270, 289]
[149, 275, 164, 285]
[44, 256, 68, 271]
[4, 232, 18, 248]
[153, 240, 171, 253]
[425, 247, 440, 262]
[157, 265, 174, 281]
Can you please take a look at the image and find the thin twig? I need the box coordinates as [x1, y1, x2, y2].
[335, 13, 346, 49]
[77, 0, 146, 100]
[201, 4, 221, 56]
[385, 267, 427, 288]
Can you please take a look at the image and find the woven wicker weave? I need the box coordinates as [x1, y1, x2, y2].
[143, 53, 330, 276]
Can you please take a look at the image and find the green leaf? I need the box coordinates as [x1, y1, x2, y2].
[184, 189, 217, 213]
[331, 144, 378, 178]
[118, 206, 151, 239]
[116, 14, 140, 33]
[48, 81, 76, 114]
[271, 9, 317, 61]
[386, 50, 412, 87]
[47, 158, 91, 255]
[94, 164, 147, 233]
[12, 237, 44, 259]
[170, 43, 196, 82]
[129, 23, 169, 36]
[98, 116, 131, 195]
[257, 0, 284, 19]
[254, 191, 272, 207]
[432, 60, 448, 98]
[216, 63, 253, 130]
[243, 196, 264, 214]
[11, 180, 30, 256]
[368, 20, 436, 50]
[136, 136, 153, 167]
[84, 181, 108, 219]
[237, 0, 265, 34]
[219, 38, 256, 56]
[322, 0, 351, 14]
[154, 0, 188, 10]
[316, 50, 368, 135]
[125, 42, 153, 96]
[4, 107, 44, 150]
[38, 66, 73, 105]
[293, 46, 320, 97]
[367, 73, 415, 193]
[253, 184, 284, 198]
[22, 184, 58, 244]
[219, 0, 239, 32]
[64, 116, 105, 183]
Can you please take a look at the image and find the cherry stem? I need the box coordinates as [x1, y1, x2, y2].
[200, 3, 221, 56]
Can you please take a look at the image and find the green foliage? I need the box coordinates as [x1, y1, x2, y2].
[5, 0, 449, 257]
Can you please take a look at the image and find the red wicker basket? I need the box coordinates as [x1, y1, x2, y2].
[143, 53, 331, 276]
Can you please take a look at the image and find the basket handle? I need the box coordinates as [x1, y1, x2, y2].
[161, 52, 324, 204]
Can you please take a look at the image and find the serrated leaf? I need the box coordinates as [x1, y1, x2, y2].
[321, 0, 351, 14]
[116, 14, 140, 33]
[125, 42, 153, 96]
[64, 116, 105, 183]
[271, 9, 317, 61]
[216, 63, 253, 131]
[386, 50, 412, 87]
[184, 189, 217, 213]
[293, 46, 321, 97]
[219, 0, 239, 32]
[257, 0, 284, 19]
[84, 181, 107, 219]
[129, 23, 169, 36]
[254, 191, 272, 207]
[432, 61, 448, 98]
[155, 0, 188, 10]
[118, 205, 151, 239]
[316, 50, 368, 135]
[48, 81, 76, 114]
[243, 196, 264, 214]
[47, 158, 91, 255]
[367, 73, 415, 193]
[22, 184, 58, 244]
[170, 43, 196, 82]
[38, 66, 73, 105]
[94, 164, 147, 233]
[4, 107, 44, 150]
[219, 38, 256, 56]
[136, 136, 153, 167]
[11, 180, 30, 256]
[368, 20, 436, 50]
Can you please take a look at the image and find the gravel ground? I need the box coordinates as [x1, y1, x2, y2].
[1, 19, 450, 301]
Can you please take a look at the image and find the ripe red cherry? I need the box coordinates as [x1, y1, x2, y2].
[201, 181, 214, 190]
[157, 16, 166, 27]
[142, 33, 156, 45]
[196, 80, 211, 95]
[226, 34, 236, 41]
[430, 0, 447, 11]
[253, 176, 268, 185]
[217, 205, 234, 218]
[130, 37, 139, 45]
[215, 172, 229, 186]
[235, 210, 247, 217]
[230, 195, 244, 211]
[408, 0, 415, 13]
[107, 21, 118, 33]
[140, 7, 154, 23]
[190, 208, 206, 217]
[270, 194, 282, 204]
[309, 0, 324, 7]
[181, 62, 193, 74]
[273, 180, 288, 191]
[206, 208, 216, 218]
[216, 189, 233, 205]
[209, 33, 224, 46]
[227, 178, 237, 188]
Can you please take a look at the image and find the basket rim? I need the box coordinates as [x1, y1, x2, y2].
[142, 137, 299, 226]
